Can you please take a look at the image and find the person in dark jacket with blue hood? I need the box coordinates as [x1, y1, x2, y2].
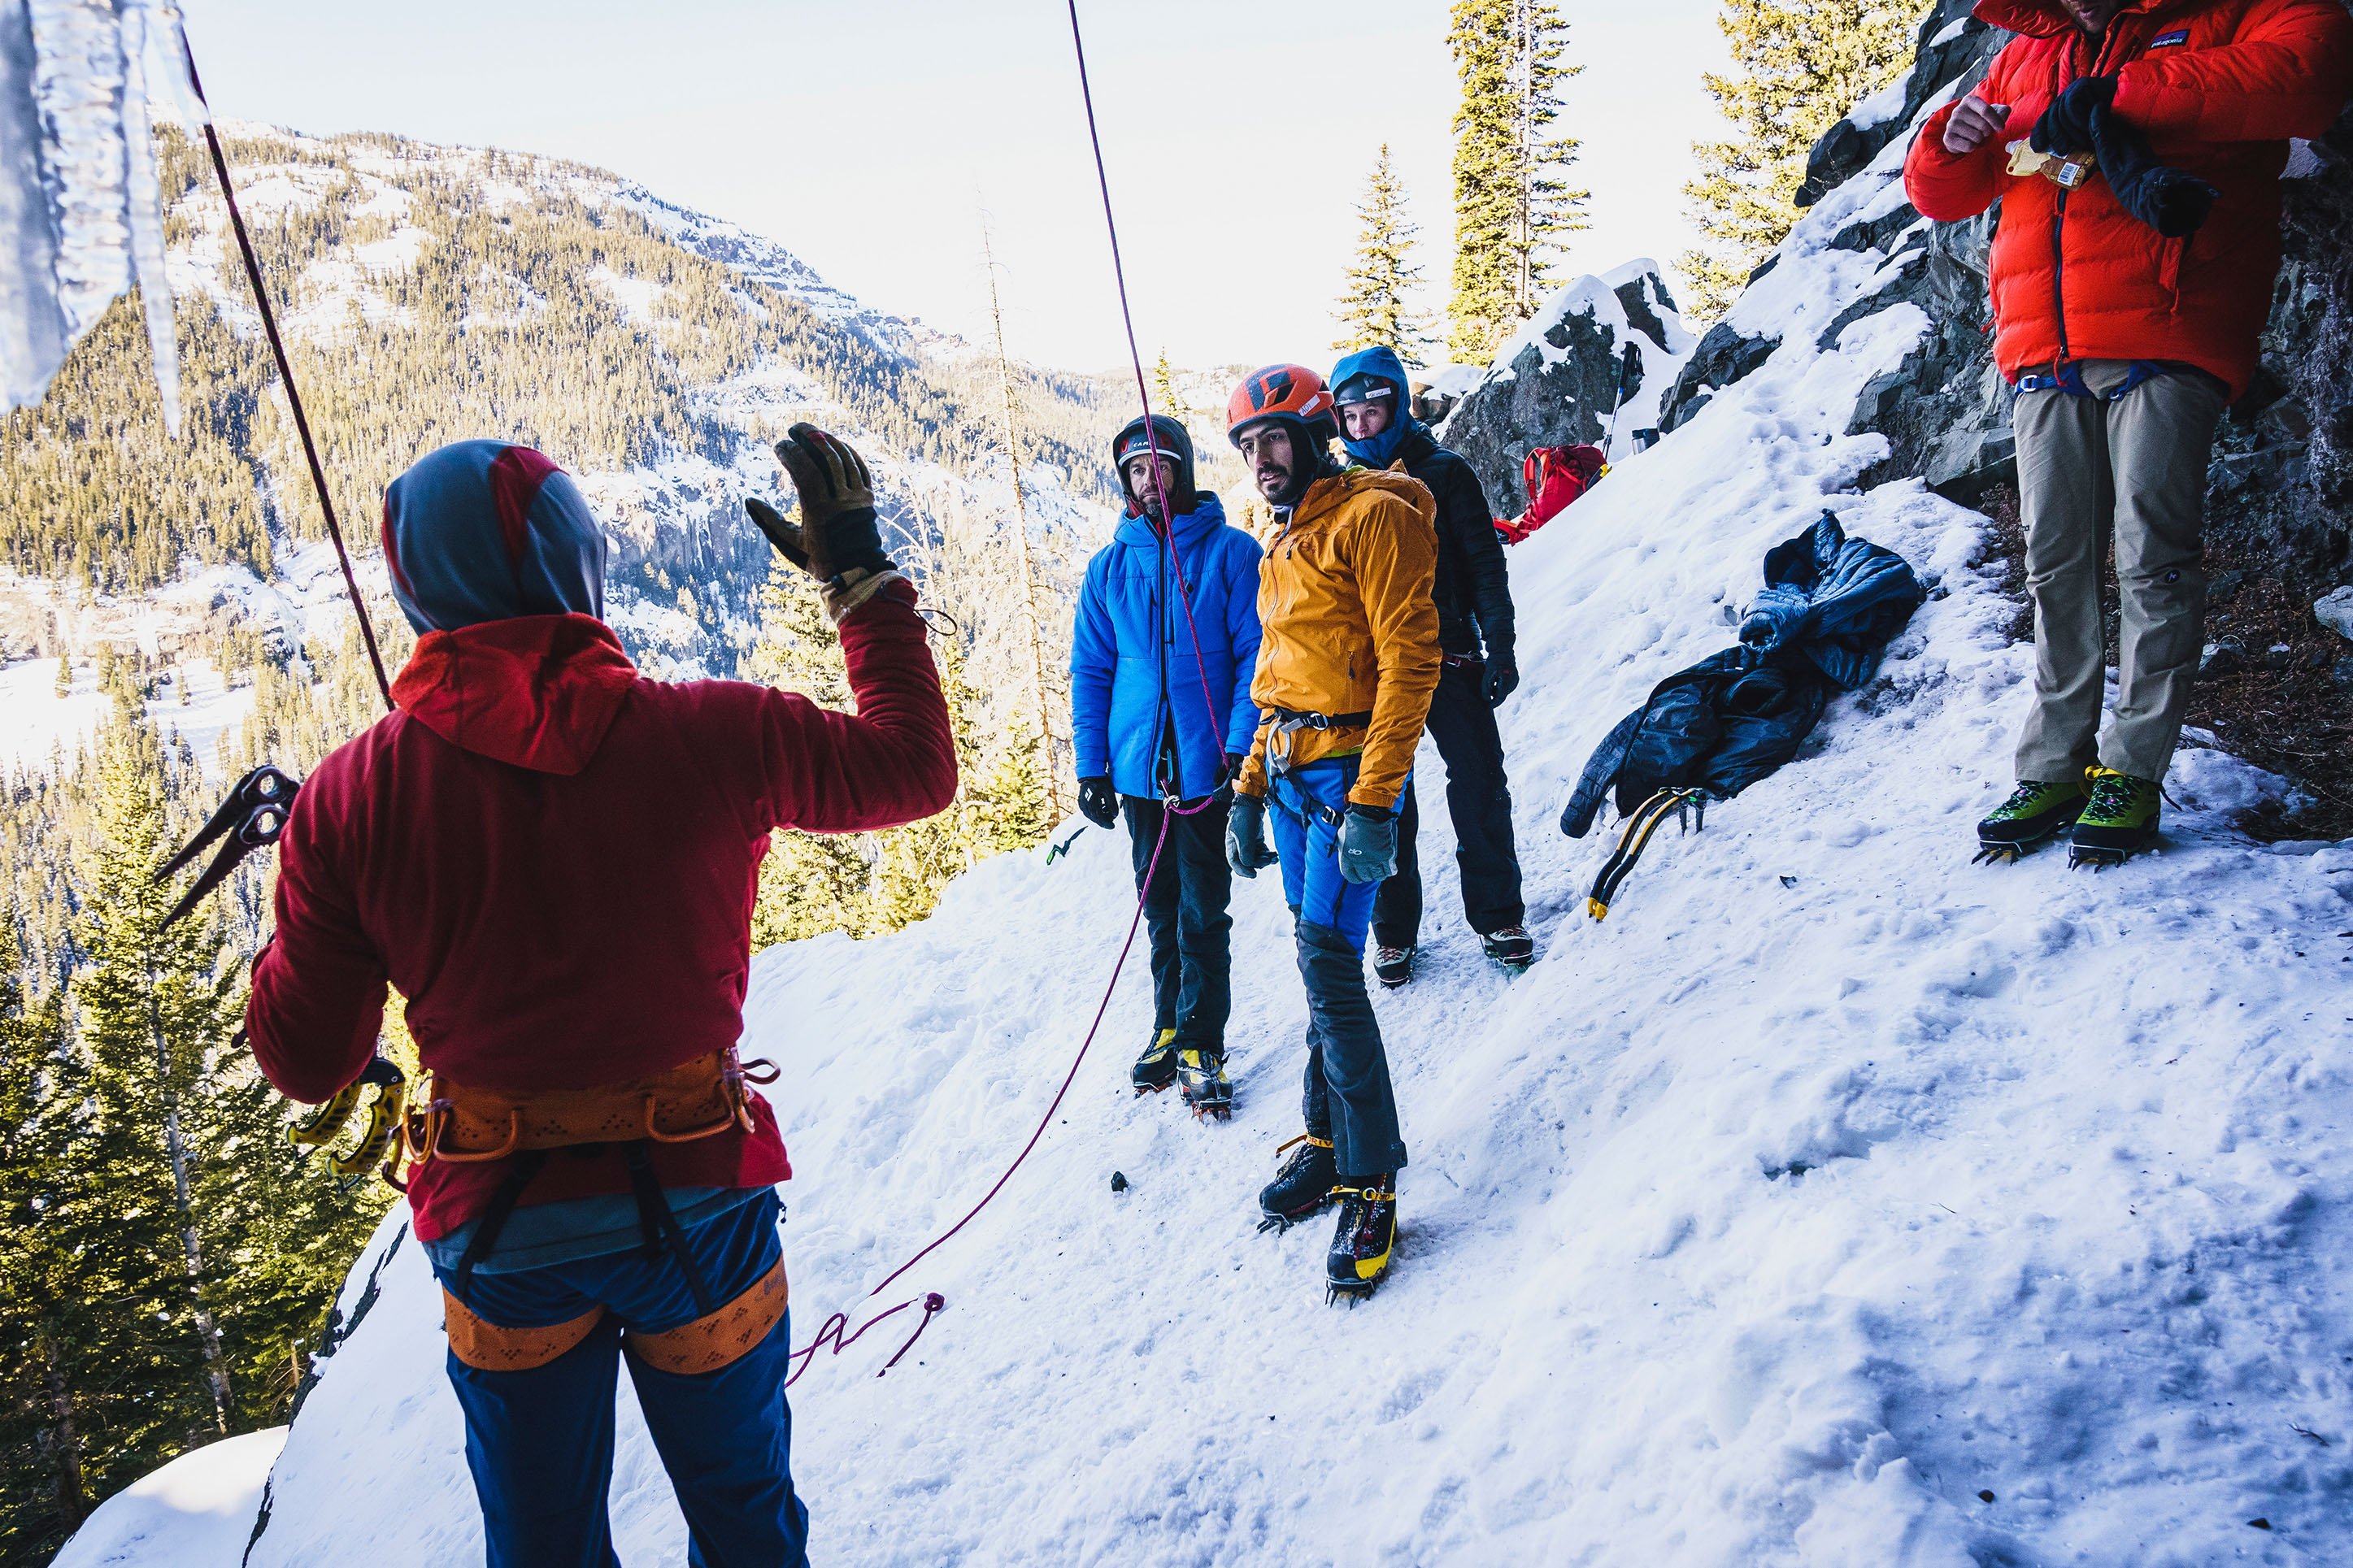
[1330, 346, 1533, 983]
[1071, 415, 1263, 1114]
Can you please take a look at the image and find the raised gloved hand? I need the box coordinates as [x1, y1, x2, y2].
[1077, 775, 1119, 829]
[1483, 654, 1520, 708]
[1337, 804, 1398, 885]
[742, 423, 894, 580]
[1226, 793, 1278, 878]
[2030, 75, 2115, 158]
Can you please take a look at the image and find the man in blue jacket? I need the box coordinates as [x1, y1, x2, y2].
[1329, 346, 1534, 984]
[1072, 414, 1263, 1115]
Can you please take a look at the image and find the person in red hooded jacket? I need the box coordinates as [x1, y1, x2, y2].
[1904, 0, 2352, 866]
[246, 426, 955, 1568]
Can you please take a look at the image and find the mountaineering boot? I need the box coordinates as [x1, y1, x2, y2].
[1131, 1027, 1179, 1095]
[1975, 776, 2090, 863]
[2069, 767, 2161, 869]
[1481, 926, 1536, 970]
[1176, 1046, 1233, 1120]
[1326, 1177, 1397, 1304]
[1257, 1134, 1337, 1232]
[1373, 945, 1415, 988]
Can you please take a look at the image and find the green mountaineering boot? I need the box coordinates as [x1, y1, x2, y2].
[1131, 1027, 1179, 1095]
[1974, 775, 2090, 864]
[1176, 1045, 1233, 1120]
[2068, 767, 2161, 870]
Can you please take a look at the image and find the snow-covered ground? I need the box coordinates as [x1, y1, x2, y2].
[0, 654, 250, 774]
[55, 94, 2353, 1568]
[50, 1427, 284, 1568]
[133, 159, 2353, 1568]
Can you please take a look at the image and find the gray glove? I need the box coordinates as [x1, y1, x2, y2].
[1226, 793, 1278, 878]
[1337, 805, 1398, 884]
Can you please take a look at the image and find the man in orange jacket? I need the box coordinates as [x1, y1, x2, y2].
[1220, 363, 1440, 1301]
[1904, 0, 2352, 866]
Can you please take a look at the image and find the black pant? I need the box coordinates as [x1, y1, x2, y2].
[1295, 923, 1408, 1178]
[1373, 659, 1524, 947]
[1123, 794, 1233, 1050]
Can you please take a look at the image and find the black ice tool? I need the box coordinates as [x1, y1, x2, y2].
[156, 764, 301, 929]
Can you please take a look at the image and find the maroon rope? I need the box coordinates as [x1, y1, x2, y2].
[1065, 0, 1230, 785]
[788, 6, 1246, 1386]
[786, 808, 1174, 1381]
[180, 38, 394, 710]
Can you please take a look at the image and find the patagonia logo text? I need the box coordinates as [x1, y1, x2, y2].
[2151, 28, 2190, 46]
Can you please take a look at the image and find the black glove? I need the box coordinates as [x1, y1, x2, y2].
[1226, 794, 1278, 878]
[1484, 655, 1520, 708]
[1077, 775, 1118, 829]
[2030, 75, 2114, 158]
[743, 423, 894, 580]
[1336, 804, 1398, 885]
[2090, 102, 2220, 237]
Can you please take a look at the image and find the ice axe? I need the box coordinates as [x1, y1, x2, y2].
[156, 764, 301, 929]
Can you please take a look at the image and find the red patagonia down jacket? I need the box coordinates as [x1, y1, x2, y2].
[1904, 0, 2353, 398]
[246, 594, 956, 1242]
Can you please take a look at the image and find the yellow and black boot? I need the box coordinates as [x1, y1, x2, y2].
[1326, 1177, 1397, 1305]
[1974, 775, 2090, 863]
[1176, 1045, 1232, 1119]
[2069, 767, 2161, 869]
[1131, 1027, 1179, 1094]
[1257, 1133, 1337, 1231]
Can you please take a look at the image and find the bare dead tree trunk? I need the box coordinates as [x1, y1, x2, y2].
[980, 218, 1066, 818]
[148, 962, 231, 1434]
[40, 1323, 86, 1530]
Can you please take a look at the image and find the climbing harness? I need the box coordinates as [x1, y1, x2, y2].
[1585, 787, 1709, 920]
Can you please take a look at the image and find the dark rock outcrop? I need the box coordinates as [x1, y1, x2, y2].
[1441, 267, 1685, 511]
[1660, 322, 1781, 434]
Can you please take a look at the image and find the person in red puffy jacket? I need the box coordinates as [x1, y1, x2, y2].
[246, 426, 955, 1567]
[1904, 0, 2353, 866]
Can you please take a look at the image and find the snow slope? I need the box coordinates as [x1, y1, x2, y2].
[72, 103, 2353, 1568]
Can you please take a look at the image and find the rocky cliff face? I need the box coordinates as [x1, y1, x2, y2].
[1437, 262, 1692, 515]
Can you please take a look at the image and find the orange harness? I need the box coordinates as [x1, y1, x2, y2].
[397, 1047, 777, 1171]
[420, 1048, 789, 1377]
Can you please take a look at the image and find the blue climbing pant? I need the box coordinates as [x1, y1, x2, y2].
[1269, 757, 1409, 1178]
[433, 1188, 810, 1568]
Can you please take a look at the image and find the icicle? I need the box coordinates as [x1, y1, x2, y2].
[115, 0, 176, 432]
[0, 0, 71, 406]
[3, 0, 190, 425]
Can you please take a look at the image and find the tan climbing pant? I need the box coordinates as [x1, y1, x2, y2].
[2011, 358, 2227, 784]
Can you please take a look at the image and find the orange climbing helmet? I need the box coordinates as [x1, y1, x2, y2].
[1226, 363, 1337, 448]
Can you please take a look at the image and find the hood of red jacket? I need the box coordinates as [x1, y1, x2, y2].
[391, 613, 637, 775]
[1975, 0, 2194, 37]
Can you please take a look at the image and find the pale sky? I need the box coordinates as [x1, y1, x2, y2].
[181, 1, 1729, 374]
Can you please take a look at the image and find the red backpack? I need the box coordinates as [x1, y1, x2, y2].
[1495, 444, 1605, 545]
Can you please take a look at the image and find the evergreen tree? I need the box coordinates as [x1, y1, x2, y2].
[73, 716, 243, 1445]
[1679, 0, 1915, 319]
[1333, 146, 1436, 361]
[1153, 350, 1182, 419]
[0, 971, 94, 1562]
[1448, 0, 1590, 363]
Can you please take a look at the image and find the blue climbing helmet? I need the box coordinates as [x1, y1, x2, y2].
[1330, 345, 1419, 469]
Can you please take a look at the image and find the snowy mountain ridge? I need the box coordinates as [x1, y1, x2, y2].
[0, 119, 1122, 771]
[54, 68, 2353, 1568]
